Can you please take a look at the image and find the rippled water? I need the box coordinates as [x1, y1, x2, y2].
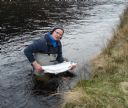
[0, 0, 127, 108]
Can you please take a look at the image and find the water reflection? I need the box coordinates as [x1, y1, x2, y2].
[0, 0, 96, 43]
[31, 71, 76, 96]
[0, 0, 69, 42]
[31, 74, 60, 96]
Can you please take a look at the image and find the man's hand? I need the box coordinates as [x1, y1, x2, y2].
[69, 64, 76, 70]
[32, 61, 43, 73]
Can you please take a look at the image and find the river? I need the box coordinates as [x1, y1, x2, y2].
[0, 0, 127, 108]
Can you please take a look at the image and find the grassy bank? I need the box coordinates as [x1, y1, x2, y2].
[62, 7, 128, 108]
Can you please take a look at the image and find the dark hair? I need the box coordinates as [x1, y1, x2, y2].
[50, 27, 64, 34]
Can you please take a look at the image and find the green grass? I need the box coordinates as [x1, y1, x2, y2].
[62, 7, 128, 108]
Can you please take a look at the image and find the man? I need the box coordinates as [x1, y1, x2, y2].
[24, 27, 64, 74]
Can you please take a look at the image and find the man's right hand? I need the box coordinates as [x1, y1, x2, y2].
[32, 61, 43, 73]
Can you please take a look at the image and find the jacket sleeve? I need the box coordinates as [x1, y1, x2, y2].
[56, 42, 64, 63]
[24, 39, 43, 63]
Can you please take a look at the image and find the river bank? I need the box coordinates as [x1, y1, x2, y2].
[62, 7, 128, 108]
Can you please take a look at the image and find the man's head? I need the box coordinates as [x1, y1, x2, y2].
[50, 27, 64, 41]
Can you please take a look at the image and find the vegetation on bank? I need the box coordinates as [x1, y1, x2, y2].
[62, 7, 128, 108]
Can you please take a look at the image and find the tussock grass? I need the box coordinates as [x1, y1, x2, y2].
[62, 7, 128, 108]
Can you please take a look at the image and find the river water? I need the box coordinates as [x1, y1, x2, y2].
[0, 0, 127, 108]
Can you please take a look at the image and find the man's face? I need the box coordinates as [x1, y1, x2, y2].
[52, 29, 64, 41]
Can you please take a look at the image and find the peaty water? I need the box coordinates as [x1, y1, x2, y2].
[0, 0, 127, 108]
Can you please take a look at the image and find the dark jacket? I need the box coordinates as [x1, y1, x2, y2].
[24, 33, 64, 63]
